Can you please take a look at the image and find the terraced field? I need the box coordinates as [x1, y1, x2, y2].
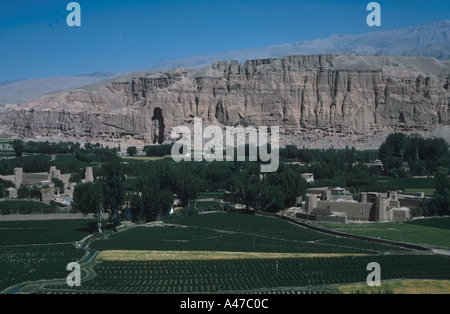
[90, 213, 406, 254]
[44, 255, 450, 294]
[325, 217, 450, 247]
[2, 213, 450, 294]
[407, 217, 450, 230]
[52, 213, 448, 294]
[0, 219, 94, 293]
[0, 244, 85, 292]
[0, 219, 95, 246]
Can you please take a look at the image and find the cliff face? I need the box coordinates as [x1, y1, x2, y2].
[1, 54, 449, 147]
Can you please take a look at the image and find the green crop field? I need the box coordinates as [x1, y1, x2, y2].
[2, 213, 449, 294]
[324, 219, 450, 248]
[90, 213, 405, 254]
[44, 255, 450, 294]
[0, 245, 85, 292]
[0, 219, 95, 246]
[406, 217, 450, 230]
[369, 176, 435, 190]
[0, 219, 95, 292]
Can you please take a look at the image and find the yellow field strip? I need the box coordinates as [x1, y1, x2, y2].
[337, 279, 450, 294]
[97, 250, 369, 261]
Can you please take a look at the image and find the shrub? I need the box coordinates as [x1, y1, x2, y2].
[127, 146, 138, 156]
[0, 201, 56, 215]
[410, 206, 424, 217]
[51, 178, 65, 193]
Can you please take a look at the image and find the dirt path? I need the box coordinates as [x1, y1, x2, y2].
[2, 233, 100, 294]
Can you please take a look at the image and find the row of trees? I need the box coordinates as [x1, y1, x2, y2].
[13, 140, 82, 156]
[279, 146, 382, 193]
[10, 139, 121, 162]
[280, 134, 450, 178]
[378, 134, 450, 215]
[280, 145, 378, 165]
[73, 162, 126, 232]
[0, 155, 51, 176]
[125, 160, 307, 213]
[0, 179, 15, 198]
[229, 165, 307, 212]
[65, 132, 450, 226]
[73, 158, 310, 230]
[379, 133, 450, 176]
[143, 144, 173, 157]
[74, 143, 120, 163]
[417, 167, 450, 216]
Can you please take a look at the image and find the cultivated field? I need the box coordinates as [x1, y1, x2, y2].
[45, 254, 450, 294]
[2, 213, 450, 294]
[0, 219, 94, 293]
[325, 217, 450, 248]
[369, 176, 436, 194]
[337, 279, 450, 294]
[89, 213, 407, 254]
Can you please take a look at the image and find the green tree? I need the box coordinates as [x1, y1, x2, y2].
[143, 188, 174, 221]
[51, 178, 65, 194]
[129, 188, 174, 222]
[101, 162, 126, 230]
[129, 193, 145, 223]
[127, 146, 138, 156]
[73, 181, 104, 233]
[263, 166, 307, 208]
[425, 192, 450, 216]
[260, 185, 285, 213]
[278, 167, 307, 208]
[11, 139, 24, 157]
[0, 182, 5, 198]
[422, 167, 450, 216]
[173, 168, 203, 206]
[379, 133, 449, 176]
[29, 186, 41, 199]
[379, 133, 406, 159]
[229, 173, 261, 210]
[17, 186, 30, 199]
[434, 167, 450, 196]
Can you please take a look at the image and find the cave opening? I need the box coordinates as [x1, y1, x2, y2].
[398, 113, 406, 123]
[152, 107, 165, 144]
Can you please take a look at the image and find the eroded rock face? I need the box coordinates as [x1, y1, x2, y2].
[0, 54, 449, 147]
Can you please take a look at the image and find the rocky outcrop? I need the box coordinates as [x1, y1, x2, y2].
[0, 54, 449, 148]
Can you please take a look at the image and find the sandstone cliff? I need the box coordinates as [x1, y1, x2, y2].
[1, 54, 449, 148]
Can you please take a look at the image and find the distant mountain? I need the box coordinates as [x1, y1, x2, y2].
[2, 21, 448, 105]
[1, 54, 448, 149]
[0, 79, 26, 87]
[74, 71, 118, 78]
[0, 72, 118, 104]
[151, 20, 450, 71]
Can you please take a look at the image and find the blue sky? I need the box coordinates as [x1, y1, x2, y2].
[0, 0, 448, 82]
